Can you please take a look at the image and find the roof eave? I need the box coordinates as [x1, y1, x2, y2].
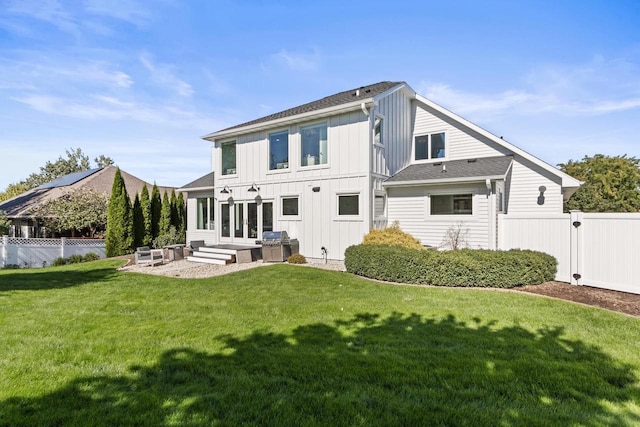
[177, 186, 214, 192]
[202, 98, 377, 141]
[383, 175, 507, 187]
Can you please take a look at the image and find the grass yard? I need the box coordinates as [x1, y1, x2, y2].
[1, 260, 639, 426]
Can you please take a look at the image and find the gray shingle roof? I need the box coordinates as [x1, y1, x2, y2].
[180, 172, 214, 189]
[385, 156, 513, 185]
[213, 81, 403, 134]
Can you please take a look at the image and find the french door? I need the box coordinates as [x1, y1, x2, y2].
[220, 200, 273, 243]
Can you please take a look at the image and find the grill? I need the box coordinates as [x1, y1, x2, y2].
[261, 231, 300, 262]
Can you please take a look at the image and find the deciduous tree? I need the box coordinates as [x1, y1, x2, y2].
[559, 154, 640, 212]
[32, 189, 108, 237]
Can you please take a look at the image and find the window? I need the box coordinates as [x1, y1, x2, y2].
[221, 204, 230, 237]
[374, 194, 386, 218]
[282, 197, 299, 216]
[301, 123, 327, 167]
[263, 202, 273, 232]
[196, 197, 215, 230]
[431, 194, 473, 215]
[338, 194, 359, 216]
[415, 132, 445, 161]
[374, 116, 383, 145]
[269, 131, 289, 170]
[221, 141, 236, 175]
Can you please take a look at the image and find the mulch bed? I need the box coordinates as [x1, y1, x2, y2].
[516, 282, 640, 317]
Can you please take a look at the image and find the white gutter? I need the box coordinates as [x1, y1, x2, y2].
[383, 174, 508, 187]
[176, 186, 214, 193]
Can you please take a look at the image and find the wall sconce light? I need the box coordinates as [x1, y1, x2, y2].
[312, 186, 320, 192]
[248, 183, 260, 192]
[220, 185, 232, 194]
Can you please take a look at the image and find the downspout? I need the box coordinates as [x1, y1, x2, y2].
[361, 102, 369, 117]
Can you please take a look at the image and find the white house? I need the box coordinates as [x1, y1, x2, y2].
[181, 81, 581, 260]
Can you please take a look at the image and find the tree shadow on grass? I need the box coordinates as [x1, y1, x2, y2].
[2, 313, 639, 426]
[0, 264, 119, 292]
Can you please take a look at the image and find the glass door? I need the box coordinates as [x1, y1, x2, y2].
[220, 200, 274, 243]
[248, 202, 258, 239]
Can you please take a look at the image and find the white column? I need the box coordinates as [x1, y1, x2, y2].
[1, 235, 7, 267]
[61, 237, 66, 259]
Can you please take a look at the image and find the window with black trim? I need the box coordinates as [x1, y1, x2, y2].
[282, 197, 299, 216]
[431, 194, 472, 215]
[415, 132, 445, 160]
[338, 194, 359, 216]
[269, 131, 289, 170]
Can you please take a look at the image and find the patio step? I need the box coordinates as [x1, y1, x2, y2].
[198, 247, 237, 256]
[186, 256, 231, 265]
[192, 250, 234, 260]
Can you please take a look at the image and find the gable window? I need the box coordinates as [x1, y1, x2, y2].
[221, 141, 236, 175]
[196, 197, 215, 230]
[301, 123, 327, 167]
[282, 197, 299, 216]
[338, 194, 359, 216]
[415, 132, 445, 161]
[269, 131, 289, 170]
[431, 194, 473, 215]
[374, 116, 383, 145]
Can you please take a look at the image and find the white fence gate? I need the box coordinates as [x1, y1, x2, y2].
[498, 212, 640, 294]
[0, 236, 106, 268]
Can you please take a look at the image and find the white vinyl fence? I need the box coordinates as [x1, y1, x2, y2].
[0, 236, 106, 268]
[499, 212, 640, 294]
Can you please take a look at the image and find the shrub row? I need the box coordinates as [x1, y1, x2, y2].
[51, 252, 101, 267]
[344, 244, 556, 288]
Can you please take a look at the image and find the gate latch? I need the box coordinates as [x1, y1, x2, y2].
[572, 221, 581, 228]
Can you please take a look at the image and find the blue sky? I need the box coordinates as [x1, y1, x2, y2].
[1, 0, 639, 190]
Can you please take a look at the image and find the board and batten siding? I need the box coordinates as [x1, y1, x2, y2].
[387, 183, 491, 249]
[185, 190, 217, 245]
[373, 88, 413, 177]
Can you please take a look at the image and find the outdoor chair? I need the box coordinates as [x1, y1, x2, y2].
[134, 246, 164, 267]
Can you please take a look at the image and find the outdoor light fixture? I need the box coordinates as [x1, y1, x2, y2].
[248, 183, 260, 192]
[220, 185, 232, 194]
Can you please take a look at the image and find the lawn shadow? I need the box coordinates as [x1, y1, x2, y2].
[0, 264, 119, 292]
[2, 313, 639, 425]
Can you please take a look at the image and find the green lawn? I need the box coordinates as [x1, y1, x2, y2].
[1, 260, 639, 426]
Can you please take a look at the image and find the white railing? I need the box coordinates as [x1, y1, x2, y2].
[0, 236, 106, 268]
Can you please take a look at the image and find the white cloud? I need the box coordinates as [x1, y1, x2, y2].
[140, 54, 194, 97]
[83, 0, 151, 26]
[417, 55, 640, 118]
[6, 0, 80, 35]
[274, 48, 321, 71]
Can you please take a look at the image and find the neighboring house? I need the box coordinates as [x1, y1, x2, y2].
[0, 166, 173, 238]
[188, 81, 581, 260]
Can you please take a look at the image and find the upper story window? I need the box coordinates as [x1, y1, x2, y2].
[415, 132, 445, 161]
[338, 194, 359, 216]
[374, 117, 383, 145]
[221, 141, 236, 175]
[431, 194, 473, 215]
[269, 131, 289, 170]
[301, 123, 327, 167]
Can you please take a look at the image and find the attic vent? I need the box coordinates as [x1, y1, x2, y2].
[467, 159, 477, 163]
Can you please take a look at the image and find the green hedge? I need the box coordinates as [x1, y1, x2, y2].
[344, 245, 556, 288]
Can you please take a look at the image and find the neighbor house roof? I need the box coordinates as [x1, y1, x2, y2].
[0, 166, 174, 219]
[178, 172, 215, 192]
[384, 156, 514, 187]
[204, 81, 404, 139]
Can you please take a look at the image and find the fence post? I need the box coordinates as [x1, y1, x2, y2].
[61, 237, 66, 259]
[569, 210, 583, 286]
[1, 235, 7, 267]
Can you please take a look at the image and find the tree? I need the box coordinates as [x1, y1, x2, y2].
[170, 189, 179, 229]
[139, 184, 152, 246]
[559, 154, 640, 212]
[94, 154, 115, 168]
[150, 184, 162, 240]
[105, 168, 133, 257]
[159, 192, 172, 238]
[0, 210, 11, 235]
[32, 189, 108, 237]
[176, 191, 186, 243]
[132, 193, 144, 248]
